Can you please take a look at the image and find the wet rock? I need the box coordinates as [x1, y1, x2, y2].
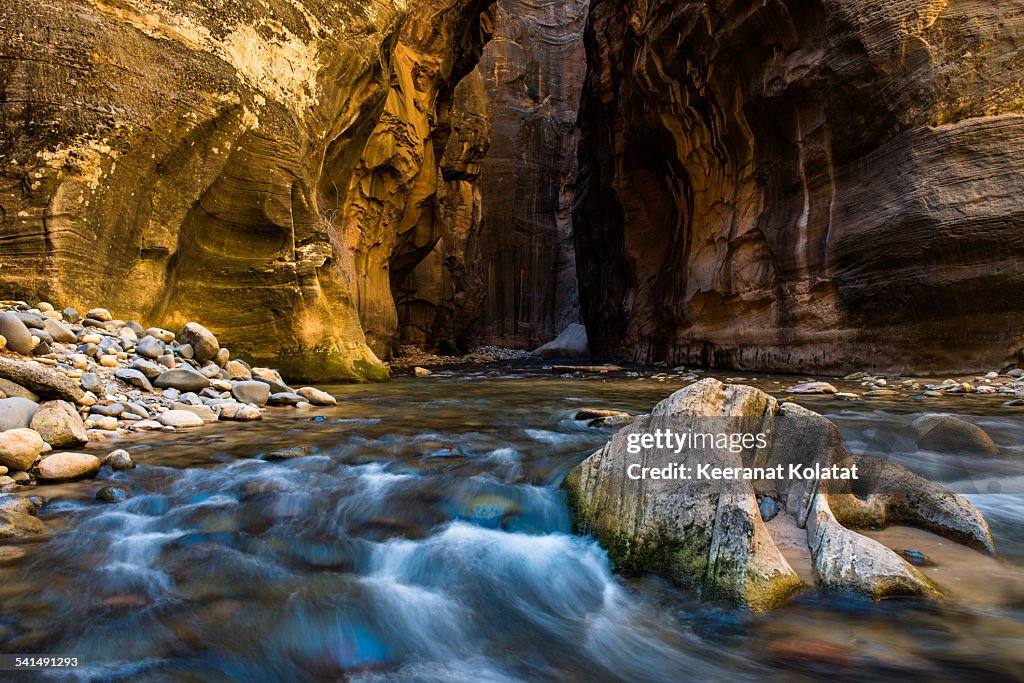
[0, 428, 45, 470]
[897, 549, 932, 567]
[36, 452, 101, 481]
[267, 392, 305, 406]
[913, 414, 999, 455]
[532, 323, 589, 359]
[157, 410, 204, 428]
[0, 494, 46, 538]
[231, 381, 270, 407]
[30, 400, 88, 447]
[575, 408, 631, 420]
[102, 449, 134, 471]
[785, 382, 838, 394]
[759, 496, 780, 522]
[413, 367, 433, 377]
[0, 546, 26, 563]
[297, 387, 337, 406]
[833, 392, 860, 401]
[589, 414, 636, 428]
[181, 322, 220, 364]
[154, 367, 211, 393]
[0, 379, 38, 402]
[0, 397, 39, 431]
[0, 312, 35, 354]
[96, 485, 131, 503]
[263, 445, 316, 461]
[115, 368, 154, 392]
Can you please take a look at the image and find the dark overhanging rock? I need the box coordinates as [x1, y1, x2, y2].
[573, 0, 1024, 374]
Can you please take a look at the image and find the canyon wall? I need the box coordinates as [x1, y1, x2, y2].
[395, 0, 588, 352]
[0, 0, 495, 380]
[575, 0, 1024, 374]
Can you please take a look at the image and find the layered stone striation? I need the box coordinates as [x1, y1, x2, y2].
[0, 0, 495, 380]
[575, 0, 1024, 374]
[395, 0, 589, 353]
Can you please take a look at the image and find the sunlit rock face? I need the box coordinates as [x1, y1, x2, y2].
[395, 0, 589, 353]
[0, 0, 495, 380]
[575, 0, 1024, 374]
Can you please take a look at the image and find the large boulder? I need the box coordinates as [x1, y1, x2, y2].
[180, 323, 220, 364]
[30, 400, 89, 448]
[565, 378, 993, 611]
[531, 323, 589, 359]
[0, 428, 45, 471]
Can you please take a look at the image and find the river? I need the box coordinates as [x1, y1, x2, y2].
[1, 367, 1022, 681]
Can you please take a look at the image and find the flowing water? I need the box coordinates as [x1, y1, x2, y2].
[1, 367, 1022, 681]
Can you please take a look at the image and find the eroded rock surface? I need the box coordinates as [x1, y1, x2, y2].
[0, 0, 497, 380]
[575, 0, 1024, 374]
[565, 378, 994, 611]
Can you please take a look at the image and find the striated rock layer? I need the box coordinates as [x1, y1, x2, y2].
[575, 0, 1024, 374]
[0, 0, 495, 380]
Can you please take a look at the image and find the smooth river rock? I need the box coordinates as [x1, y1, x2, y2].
[231, 381, 271, 407]
[0, 495, 46, 538]
[0, 397, 39, 431]
[154, 367, 212, 393]
[157, 410, 205, 428]
[532, 324, 589, 360]
[0, 428, 45, 471]
[36, 452, 101, 482]
[0, 312, 35, 355]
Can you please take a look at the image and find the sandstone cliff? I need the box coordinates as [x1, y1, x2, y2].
[0, 0, 495, 380]
[394, 0, 588, 353]
[575, 0, 1024, 374]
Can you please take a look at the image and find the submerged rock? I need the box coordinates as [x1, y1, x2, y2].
[0, 495, 45, 538]
[912, 414, 999, 455]
[565, 378, 993, 611]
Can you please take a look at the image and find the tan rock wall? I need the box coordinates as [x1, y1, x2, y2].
[0, 0, 495, 380]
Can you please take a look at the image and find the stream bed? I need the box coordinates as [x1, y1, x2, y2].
[0, 368, 1022, 681]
